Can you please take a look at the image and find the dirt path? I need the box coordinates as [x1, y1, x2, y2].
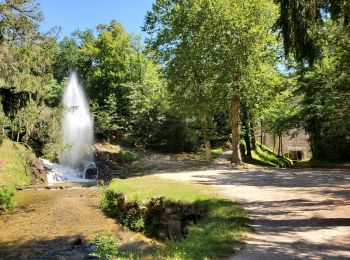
[156, 164, 350, 259]
[0, 187, 152, 259]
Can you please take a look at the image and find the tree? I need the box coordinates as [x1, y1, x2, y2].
[0, 0, 55, 119]
[196, 0, 277, 163]
[144, 0, 220, 162]
[298, 21, 350, 161]
[0, 0, 63, 159]
[274, 0, 350, 64]
[145, 0, 278, 163]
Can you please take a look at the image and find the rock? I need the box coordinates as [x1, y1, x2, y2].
[86, 243, 98, 254]
[31, 158, 48, 184]
[68, 236, 83, 246]
[85, 166, 98, 179]
[168, 220, 182, 238]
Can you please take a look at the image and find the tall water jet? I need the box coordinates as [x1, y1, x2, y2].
[60, 72, 93, 166]
[44, 72, 96, 183]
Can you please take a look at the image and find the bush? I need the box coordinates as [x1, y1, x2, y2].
[113, 151, 139, 164]
[101, 190, 144, 231]
[122, 202, 144, 231]
[0, 186, 16, 212]
[90, 233, 136, 260]
[101, 190, 125, 218]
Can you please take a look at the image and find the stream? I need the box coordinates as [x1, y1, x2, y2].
[0, 184, 152, 259]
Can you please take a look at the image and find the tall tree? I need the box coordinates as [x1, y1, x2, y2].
[299, 21, 350, 161]
[144, 0, 219, 162]
[199, 0, 278, 163]
[0, 0, 55, 119]
[274, 0, 350, 64]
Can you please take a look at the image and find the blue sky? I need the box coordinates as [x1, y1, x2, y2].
[37, 0, 155, 40]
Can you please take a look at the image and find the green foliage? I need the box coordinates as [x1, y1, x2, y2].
[130, 106, 200, 152]
[113, 151, 139, 164]
[0, 139, 31, 186]
[144, 0, 279, 162]
[274, 0, 349, 64]
[90, 233, 136, 260]
[0, 185, 16, 211]
[100, 190, 125, 218]
[122, 202, 144, 232]
[0, 0, 56, 119]
[0, 0, 63, 158]
[298, 21, 350, 161]
[101, 190, 144, 231]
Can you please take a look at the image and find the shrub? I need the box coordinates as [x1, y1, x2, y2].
[0, 186, 16, 212]
[101, 190, 144, 231]
[113, 151, 139, 164]
[101, 190, 125, 218]
[90, 233, 136, 260]
[122, 202, 144, 231]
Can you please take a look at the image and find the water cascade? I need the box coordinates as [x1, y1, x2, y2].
[45, 73, 97, 183]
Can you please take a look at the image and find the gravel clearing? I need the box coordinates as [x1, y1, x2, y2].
[157, 165, 350, 259]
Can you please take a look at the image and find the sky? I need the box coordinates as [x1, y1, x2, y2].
[37, 0, 155, 41]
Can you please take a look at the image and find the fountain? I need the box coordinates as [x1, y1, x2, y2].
[45, 72, 97, 183]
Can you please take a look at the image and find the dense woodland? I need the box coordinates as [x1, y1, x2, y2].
[0, 0, 349, 162]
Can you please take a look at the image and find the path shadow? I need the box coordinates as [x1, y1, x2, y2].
[190, 168, 350, 190]
[236, 239, 350, 260]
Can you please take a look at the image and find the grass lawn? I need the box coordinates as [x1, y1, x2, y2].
[106, 176, 252, 259]
[0, 139, 31, 186]
[251, 143, 290, 167]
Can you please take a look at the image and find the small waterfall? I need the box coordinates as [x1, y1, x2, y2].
[46, 72, 97, 183]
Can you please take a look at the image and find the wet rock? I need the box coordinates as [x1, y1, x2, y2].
[31, 158, 48, 184]
[85, 166, 98, 179]
[68, 236, 83, 246]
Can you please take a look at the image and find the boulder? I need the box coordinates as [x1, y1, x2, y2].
[31, 158, 48, 184]
[85, 166, 98, 179]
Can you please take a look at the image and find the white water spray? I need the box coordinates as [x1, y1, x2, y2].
[60, 72, 93, 165]
[46, 72, 96, 183]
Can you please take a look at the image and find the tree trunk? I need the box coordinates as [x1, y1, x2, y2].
[244, 130, 251, 158]
[230, 97, 242, 164]
[260, 120, 263, 145]
[280, 135, 283, 156]
[250, 120, 256, 150]
[278, 134, 282, 156]
[200, 110, 212, 163]
[242, 109, 251, 158]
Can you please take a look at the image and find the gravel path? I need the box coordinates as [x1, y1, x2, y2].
[156, 164, 350, 259]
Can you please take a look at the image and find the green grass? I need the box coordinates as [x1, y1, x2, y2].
[211, 147, 225, 158]
[0, 139, 32, 186]
[107, 176, 251, 259]
[108, 176, 211, 203]
[252, 143, 289, 167]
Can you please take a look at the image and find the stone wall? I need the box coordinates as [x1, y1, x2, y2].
[101, 190, 204, 239]
[257, 128, 312, 161]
